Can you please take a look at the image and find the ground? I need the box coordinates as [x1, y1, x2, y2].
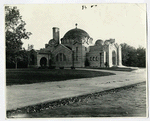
[6, 68, 147, 118]
[24, 82, 147, 117]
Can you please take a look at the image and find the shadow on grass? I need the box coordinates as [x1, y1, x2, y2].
[6, 68, 115, 86]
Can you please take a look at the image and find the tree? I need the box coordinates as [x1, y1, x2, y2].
[121, 43, 138, 67]
[5, 6, 32, 68]
[120, 43, 130, 65]
[137, 46, 146, 67]
[121, 43, 146, 67]
[127, 47, 138, 67]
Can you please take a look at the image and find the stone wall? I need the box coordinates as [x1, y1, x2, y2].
[87, 51, 104, 67]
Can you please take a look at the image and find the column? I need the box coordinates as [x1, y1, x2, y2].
[108, 45, 112, 67]
[118, 45, 122, 66]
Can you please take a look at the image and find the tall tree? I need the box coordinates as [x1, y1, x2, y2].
[121, 43, 146, 67]
[137, 46, 146, 67]
[5, 6, 32, 68]
[121, 43, 137, 66]
[120, 43, 130, 66]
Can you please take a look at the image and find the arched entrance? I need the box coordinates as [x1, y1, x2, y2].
[40, 57, 47, 67]
[112, 51, 116, 66]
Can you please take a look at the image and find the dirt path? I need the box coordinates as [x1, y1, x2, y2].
[6, 68, 146, 110]
[19, 82, 146, 117]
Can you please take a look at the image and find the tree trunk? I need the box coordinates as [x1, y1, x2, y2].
[15, 61, 17, 69]
[15, 57, 17, 69]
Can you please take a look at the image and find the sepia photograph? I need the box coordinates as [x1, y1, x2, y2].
[4, 3, 147, 118]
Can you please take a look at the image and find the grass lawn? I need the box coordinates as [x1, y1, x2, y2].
[6, 68, 115, 86]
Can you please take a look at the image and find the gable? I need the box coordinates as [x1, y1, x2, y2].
[52, 44, 72, 55]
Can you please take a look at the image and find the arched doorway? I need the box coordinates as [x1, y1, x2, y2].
[112, 51, 116, 66]
[40, 57, 47, 67]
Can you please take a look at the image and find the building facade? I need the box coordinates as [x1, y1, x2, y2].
[28, 26, 122, 68]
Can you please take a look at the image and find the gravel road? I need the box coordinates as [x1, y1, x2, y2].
[8, 82, 146, 118]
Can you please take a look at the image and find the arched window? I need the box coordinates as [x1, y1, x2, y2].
[96, 57, 98, 61]
[63, 54, 66, 61]
[60, 53, 62, 61]
[76, 47, 78, 52]
[76, 47, 78, 61]
[56, 53, 66, 62]
[85, 47, 87, 51]
[90, 57, 92, 61]
[93, 57, 95, 61]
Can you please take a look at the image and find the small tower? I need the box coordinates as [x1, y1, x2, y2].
[52, 27, 59, 44]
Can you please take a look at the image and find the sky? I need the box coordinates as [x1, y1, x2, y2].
[11, 4, 146, 50]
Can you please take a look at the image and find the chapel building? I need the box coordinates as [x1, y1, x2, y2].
[28, 25, 122, 68]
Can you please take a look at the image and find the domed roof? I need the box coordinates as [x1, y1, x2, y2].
[95, 39, 103, 46]
[63, 28, 90, 41]
[48, 39, 58, 46]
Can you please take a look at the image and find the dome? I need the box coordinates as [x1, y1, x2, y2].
[48, 39, 58, 46]
[49, 39, 53, 44]
[95, 39, 103, 46]
[62, 28, 91, 44]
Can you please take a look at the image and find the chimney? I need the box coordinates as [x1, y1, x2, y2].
[52, 27, 59, 44]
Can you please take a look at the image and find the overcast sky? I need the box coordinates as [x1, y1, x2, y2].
[12, 4, 146, 49]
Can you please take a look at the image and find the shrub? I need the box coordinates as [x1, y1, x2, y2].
[59, 67, 64, 69]
[48, 66, 56, 69]
[38, 66, 48, 69]
[71, 66, 75, 69]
